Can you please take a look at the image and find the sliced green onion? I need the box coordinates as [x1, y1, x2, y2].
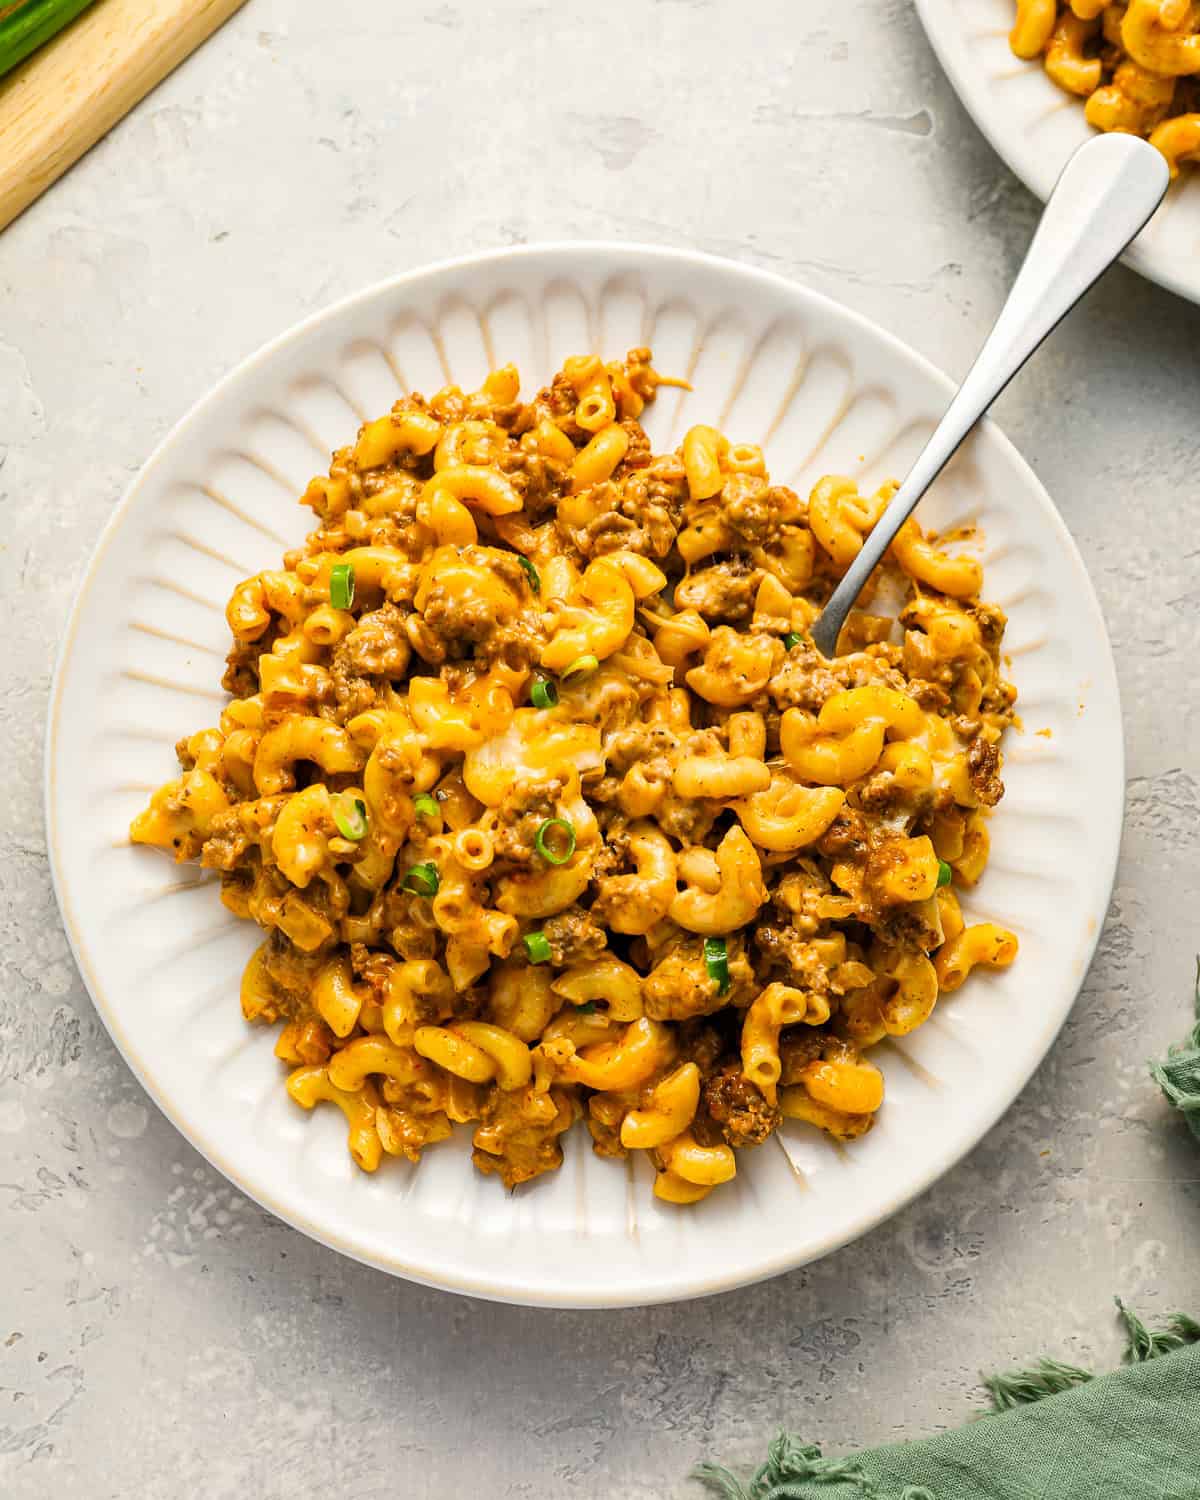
[782, 632, 804, 650]
[535, 817, 576, 865]
[936, 859, 953, 888]
[573, 1001, 597, 1015]
[412, 792, 439, 818]
[704, 936, 730, 996]
[524, 931, 552, 964]
[0, 0, 97, 83]
[332, 793, 368, 841]
[517, 554, 541, 594]
[330, 561, 356, 611]
[402, 861, 440, 897]
[531, 677, 558, 709]
[561, 654, 599, 684]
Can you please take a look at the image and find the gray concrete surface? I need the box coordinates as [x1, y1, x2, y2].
[3, 2, 1199, 1495]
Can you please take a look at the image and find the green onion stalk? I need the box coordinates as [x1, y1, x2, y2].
[0, 0, 96, 83]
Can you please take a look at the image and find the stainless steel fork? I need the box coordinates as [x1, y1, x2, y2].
[809, 132, 1169, 658]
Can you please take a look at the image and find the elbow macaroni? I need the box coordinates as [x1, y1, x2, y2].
[1011, 0, 1200, 173]
[131, 346, 1017, 1208]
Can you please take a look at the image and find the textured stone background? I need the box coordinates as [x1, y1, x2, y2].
[3, 2, 1199, 1495]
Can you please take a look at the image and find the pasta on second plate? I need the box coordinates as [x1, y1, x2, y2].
[131, 348, 1018, 1205]
[1011, 0, 1200, 174]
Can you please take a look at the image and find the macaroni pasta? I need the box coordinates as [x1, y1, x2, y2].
[1011, 0, 1200, 173]
[131, 348, 1018, 1205]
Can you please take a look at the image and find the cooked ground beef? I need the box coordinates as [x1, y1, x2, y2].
[718, 474, 776, 548]
[416, 547, 530, 651]
[618, 418, 651, 471]
[768, 639, 842, 712]
[336, 603, 411, 678]
[420, 586, 501, 645]
[907, 678, 950, 712]
[643, 938, 755, 1020]
[541, 906, 608, 965]
[967, 735, 1004, 807]
[262, 930, 321, 1009]
[982, 675, 1017, 715]
[778, 1029, 829, 1085]
[618, 459, 687, 555]
[817, 808, 870, 862]
[647, 789, 718, 846]
[753, 926, 833, 994]
[674, 559, 758, 622]
[560, 453, 687, 560]
[969, 601, 1007, 649]
[197, 809, 254, 871]
[674, 1020, 725, 1076]
[497, 447, 567, 517]
[574, 506, 641, 556]
[222, 639, 262, 698]
[601, 723, 679, 773]
[328, 667, 377, 718]
[541, 372, 583, 423]
[870, 900, 943, 953]
[472, 1085, 577, 1188]
[702, 1063, 781, 1148]
[493, 775, 568, 866]
[857, 770, 913, 815]
[327, 602, 415, 715]
[586, 1108, 626, 1159]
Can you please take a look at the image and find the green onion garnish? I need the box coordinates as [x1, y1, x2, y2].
[782, 632, 803, 650]
[517, 555, 541, 594]
[561, 654, 599, 684]
[535, 817, 576, 865]
[524, 931, 552, 964]
[704, 936, 730, 995]
[531, 677, 558, 709]
[936, 859, 953, 888]
[402, 862, 440, 897]
[332, 793, 368, 841]
[330, 561, 355, 610]
[412, 792, 439, 818]
[0, 0, 97, 83]
[573, 1001, 597, 1015]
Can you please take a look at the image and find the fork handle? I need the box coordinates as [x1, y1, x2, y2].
[809, 133, 1169, 658]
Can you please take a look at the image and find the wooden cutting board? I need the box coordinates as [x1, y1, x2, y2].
[0, 0, 248, 232]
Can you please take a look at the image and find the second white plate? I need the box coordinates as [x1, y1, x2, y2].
[916, 0, 1200, 304]
[46, 243, 1123, 1306]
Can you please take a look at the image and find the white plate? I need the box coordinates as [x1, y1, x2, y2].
[46, 243, 1122, 1307]
[916, 0, 1200, 304]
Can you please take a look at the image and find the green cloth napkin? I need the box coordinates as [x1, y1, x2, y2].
[697, 1306, 1200, 1500]
[1149, 961, 1200, 1143]
[696, 974, 1200, 1500]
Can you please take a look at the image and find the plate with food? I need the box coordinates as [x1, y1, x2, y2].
[46, 243, 1122, 1306]
[915, 0, 1200, 304]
